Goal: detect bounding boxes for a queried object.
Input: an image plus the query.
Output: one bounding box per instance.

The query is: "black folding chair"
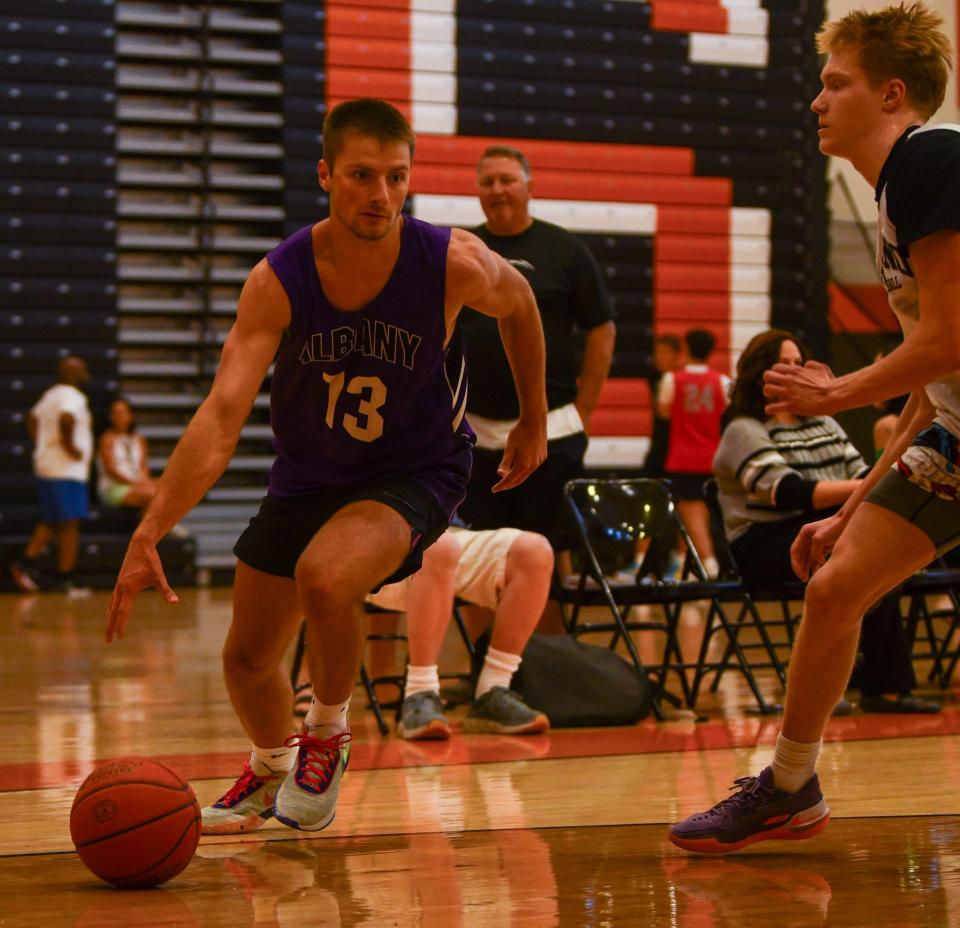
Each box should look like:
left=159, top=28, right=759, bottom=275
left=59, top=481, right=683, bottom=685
left=904, top=561, right=960, bottom=688
left=698, top=479, right=799, bottom=705
left=559, top=478, right=775, bottom=718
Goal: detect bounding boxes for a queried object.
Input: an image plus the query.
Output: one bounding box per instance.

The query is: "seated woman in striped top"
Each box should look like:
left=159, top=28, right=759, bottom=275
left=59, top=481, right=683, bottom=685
left=713, top=329, right=937, bottom=715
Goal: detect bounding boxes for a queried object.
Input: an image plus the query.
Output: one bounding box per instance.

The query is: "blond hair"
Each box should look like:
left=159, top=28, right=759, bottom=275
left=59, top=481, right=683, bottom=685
left=817, top=2, right=952, bottom=119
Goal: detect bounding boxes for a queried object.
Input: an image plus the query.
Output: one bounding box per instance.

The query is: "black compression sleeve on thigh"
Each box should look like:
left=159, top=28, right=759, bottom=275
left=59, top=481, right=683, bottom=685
left=773, top=474, right=817, bottom=512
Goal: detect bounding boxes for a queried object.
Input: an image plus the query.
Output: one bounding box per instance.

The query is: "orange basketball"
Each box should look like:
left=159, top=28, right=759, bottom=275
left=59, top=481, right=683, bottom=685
left=70, top=756, right=201, bottom=889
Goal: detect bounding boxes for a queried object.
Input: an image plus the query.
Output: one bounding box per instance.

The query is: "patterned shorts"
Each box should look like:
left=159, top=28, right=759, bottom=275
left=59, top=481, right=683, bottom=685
left=897, top=423, right=960, bottom=503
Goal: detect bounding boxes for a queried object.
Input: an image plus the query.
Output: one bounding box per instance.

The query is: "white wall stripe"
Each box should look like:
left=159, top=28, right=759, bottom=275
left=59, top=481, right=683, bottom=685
left=412, top=194, right=658, bottom=234
left=411, top=102, right=456, bottom=134
left=411, top=0, right=454, bottom=12
left=585, top=437, right=650, bottom=469
left=411, top=72, right=456, bottom=104
left=731, top=320, right=769, bottom=351
left=410, top=41, right=456, bottom=74
left=731, top=294, right=772, bottom=321
left=730, top=207, right=770, bottom=236
left=726, top=7, right=768, bottom=37
left=730, top=266, right=770, bottom=293
left=730, top=236, right=770, bottom=265
left=689, top=33, right=768, bottom=67
left=410, top=11, right=455, bottom=44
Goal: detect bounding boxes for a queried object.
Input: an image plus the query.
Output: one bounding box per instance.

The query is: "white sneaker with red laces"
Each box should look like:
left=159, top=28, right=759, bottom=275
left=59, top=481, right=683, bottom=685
left=201, top=761, right=284, bottom=835
left=273, top=729, right=351, bottom=832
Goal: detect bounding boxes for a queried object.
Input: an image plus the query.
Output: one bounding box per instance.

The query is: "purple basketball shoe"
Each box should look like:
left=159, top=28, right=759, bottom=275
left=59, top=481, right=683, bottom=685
left=670, top=766, right=830, bottom=854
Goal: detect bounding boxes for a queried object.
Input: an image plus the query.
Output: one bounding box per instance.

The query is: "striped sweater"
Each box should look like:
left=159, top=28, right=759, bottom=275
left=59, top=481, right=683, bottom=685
left=713, top=415, right=867, bottom=542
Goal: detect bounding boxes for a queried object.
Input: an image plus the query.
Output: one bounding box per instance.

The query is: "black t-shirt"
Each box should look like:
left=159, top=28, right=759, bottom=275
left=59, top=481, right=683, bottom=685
left=459, top=219, right=615, bottom=419
left=876, top=124, right=960, bottom=249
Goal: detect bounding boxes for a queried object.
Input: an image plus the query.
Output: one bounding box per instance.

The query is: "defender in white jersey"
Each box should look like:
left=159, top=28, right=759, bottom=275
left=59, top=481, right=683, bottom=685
left=672, top=3, right=960, bottom=854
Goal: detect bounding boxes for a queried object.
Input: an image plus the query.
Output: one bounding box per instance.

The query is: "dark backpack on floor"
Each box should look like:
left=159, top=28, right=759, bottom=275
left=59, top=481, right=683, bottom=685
left=473, top=631, right=653, bottom=728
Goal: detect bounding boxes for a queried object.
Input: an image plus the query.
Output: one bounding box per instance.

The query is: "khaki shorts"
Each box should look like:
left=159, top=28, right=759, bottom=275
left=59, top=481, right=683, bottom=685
left=366, top=526, right=522, bottom=612
left=865, top=466, right=960, bottom=556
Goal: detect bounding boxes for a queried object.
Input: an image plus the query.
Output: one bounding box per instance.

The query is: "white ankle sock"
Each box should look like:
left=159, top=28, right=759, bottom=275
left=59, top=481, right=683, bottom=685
left=405, top=664, right=441, bottom=697
left=250, top=743, right=295, bottom=776
left=305, top=697, right=350, bottom=735
left=771, top=733, right=822, bottom=793
left=475, top=647, right=522, bottom=699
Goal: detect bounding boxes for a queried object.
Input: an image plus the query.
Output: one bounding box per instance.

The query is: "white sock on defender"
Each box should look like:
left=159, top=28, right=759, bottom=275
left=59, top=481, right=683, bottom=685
left=771, top=733, right=822, bottom=793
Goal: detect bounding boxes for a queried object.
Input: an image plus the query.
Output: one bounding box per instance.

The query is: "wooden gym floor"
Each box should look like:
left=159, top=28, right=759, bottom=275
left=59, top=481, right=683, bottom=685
left=3, top=586, right=960, bottom=927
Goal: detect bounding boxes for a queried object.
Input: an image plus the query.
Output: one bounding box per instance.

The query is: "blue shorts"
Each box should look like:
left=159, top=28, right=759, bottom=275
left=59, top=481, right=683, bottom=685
left=37, top=478, right=89, bottom=524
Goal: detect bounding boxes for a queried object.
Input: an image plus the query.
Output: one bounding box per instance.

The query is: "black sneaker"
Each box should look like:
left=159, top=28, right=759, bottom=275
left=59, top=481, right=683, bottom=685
left=860, top=694, right=941, bottom=714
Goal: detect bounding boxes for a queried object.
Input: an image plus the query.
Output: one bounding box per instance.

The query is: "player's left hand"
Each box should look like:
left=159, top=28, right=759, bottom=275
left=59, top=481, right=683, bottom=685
left=790, top=510, right=847, bottom=581
left=763, top=360, right=837, bottom=416
left=492, top=418, right=547, bottom=492
left=105, top=533, right=179, bottom=643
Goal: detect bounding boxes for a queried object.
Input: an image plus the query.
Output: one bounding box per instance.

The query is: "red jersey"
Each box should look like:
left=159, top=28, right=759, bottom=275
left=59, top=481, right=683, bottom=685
left=665, top=366, right=725, bottom=474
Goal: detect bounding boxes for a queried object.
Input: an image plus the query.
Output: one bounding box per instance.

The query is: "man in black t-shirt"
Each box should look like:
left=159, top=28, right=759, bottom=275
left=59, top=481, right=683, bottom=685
left=458, top=145, right=617, bottom=553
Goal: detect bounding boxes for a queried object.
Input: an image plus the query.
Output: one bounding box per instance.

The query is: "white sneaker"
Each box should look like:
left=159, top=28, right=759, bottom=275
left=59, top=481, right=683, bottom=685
left=201, top=761, right=284, bottom=835
left=273, top=729, right=351, bottom=832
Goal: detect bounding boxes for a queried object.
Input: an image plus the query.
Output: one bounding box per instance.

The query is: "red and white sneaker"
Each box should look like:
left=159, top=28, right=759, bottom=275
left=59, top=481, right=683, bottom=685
left=201, top=761, right=284, bottom=835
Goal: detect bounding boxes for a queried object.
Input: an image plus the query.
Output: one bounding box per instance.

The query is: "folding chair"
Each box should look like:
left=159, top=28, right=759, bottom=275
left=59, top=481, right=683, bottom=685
left=289, top=600, right=478, bottom=736
left=560, top=478, right=775, bottom=718
left=697, top=479, right=799, bottom=704
left=904, top=560, right=960, bottom=689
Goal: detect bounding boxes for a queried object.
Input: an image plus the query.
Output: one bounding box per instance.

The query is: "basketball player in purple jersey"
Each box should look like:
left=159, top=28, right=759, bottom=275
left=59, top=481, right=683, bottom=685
left=105, top=99, right=548, bottom=834
left=671, top=3, right=960, bottom=853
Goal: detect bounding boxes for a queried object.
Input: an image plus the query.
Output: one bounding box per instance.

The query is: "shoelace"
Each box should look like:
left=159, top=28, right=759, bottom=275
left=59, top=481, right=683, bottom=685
left=285, top=731, right=352, bottom=791
left=217, top=761, right=269, bottom=806
left=714, top=775, right=774, bottom=811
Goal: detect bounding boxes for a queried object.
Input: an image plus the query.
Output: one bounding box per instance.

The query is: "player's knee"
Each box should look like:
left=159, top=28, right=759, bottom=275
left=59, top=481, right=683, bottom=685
left=222, top=636, right=275, bottom=680
left=804, top=567, right=865, bottom=631
left=506, top=532, right=555, bottom=582
left=295, top=560, right=363, bottom=614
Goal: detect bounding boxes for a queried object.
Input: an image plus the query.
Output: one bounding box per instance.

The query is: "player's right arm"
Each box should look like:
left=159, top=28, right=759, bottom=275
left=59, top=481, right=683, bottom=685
left=106, top=260, right=290, bottom=641
left=765, top=231, right=960, bottom=416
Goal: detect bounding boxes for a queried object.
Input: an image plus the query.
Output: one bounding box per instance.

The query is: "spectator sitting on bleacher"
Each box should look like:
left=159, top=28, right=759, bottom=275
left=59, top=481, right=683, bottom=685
left=713, top=328, right=939, bottom=714
left=9, top=356, right=92, bottom=594
left=97, top=398, right=157, bottom=513
left=298, top=523, right=553, bottom=739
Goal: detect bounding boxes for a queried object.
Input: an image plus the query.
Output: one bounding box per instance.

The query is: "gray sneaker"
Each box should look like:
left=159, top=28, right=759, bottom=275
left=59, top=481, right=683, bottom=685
left=397, top=690, right=451, bottom=740
left=273, top=729, right=351, bottom=832
left=462, top=687, right=550, bottom=735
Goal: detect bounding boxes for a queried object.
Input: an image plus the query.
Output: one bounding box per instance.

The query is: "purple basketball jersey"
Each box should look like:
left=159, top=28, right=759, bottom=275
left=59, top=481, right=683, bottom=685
left=265, top=218, right=474, bottom=518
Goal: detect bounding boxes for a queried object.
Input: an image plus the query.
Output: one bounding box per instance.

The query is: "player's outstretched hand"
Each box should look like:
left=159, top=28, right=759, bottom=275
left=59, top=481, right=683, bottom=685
left=105, top=533, right=179, bottom=643
left=763, top=360, right=837, bottom=417
left=790, top=511, right=847, bottom=582
left=493, top=419, right=548, bottom=492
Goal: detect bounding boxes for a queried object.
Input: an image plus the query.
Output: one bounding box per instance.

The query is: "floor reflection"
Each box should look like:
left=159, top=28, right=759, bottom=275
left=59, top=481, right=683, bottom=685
left=5, top=817, right=960, bottom=927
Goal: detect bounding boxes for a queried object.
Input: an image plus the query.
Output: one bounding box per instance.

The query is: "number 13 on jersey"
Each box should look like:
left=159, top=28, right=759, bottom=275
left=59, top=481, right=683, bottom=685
left=322, top=371, right=386, bottom=442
